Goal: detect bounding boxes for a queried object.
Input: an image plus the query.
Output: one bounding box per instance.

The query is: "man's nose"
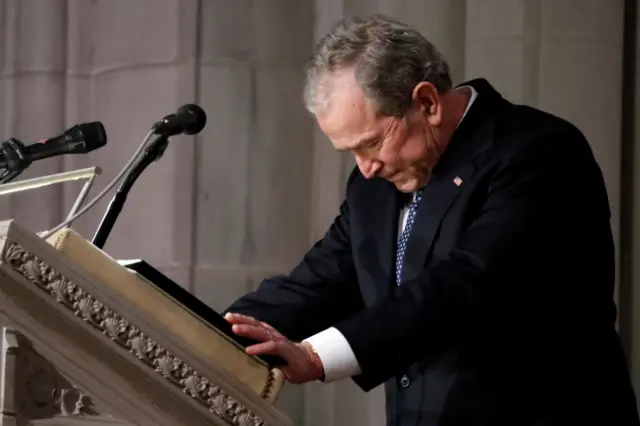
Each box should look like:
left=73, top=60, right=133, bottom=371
left=356, top=155, right=381, bottom=179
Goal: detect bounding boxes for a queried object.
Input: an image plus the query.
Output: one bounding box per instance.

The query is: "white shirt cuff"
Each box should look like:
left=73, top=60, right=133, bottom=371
left=303, top=327, right=362, bottom=382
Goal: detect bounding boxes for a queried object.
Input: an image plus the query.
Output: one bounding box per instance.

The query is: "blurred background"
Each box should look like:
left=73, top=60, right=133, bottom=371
left=0, top=0, right=638, bottom=424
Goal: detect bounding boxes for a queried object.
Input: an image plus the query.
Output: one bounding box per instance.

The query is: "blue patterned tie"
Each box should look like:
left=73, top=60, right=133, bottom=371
left=395, top=189, right=424, bottom=285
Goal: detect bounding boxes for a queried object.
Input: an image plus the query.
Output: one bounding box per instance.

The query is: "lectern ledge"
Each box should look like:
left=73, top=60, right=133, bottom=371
left=0, top=219, right=292, bottom=426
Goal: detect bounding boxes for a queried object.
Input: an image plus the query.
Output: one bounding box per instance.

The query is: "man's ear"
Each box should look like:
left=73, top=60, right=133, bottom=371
left=411, top=81, right=442, bottom=126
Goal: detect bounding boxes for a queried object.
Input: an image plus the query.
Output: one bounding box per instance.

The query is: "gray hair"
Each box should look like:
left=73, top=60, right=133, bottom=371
left=303, top=14, right=452, bottom=117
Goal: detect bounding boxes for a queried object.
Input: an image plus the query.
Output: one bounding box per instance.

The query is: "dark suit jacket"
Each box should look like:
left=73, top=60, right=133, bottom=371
left=226, top=79, right=639, bottom=425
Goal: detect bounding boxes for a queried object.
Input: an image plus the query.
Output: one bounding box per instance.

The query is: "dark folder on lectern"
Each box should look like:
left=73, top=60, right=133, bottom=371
left=118, top=259, right=285, bottom=368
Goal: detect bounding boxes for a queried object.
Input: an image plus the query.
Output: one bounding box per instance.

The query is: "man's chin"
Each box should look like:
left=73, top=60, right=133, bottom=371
left=394, top=180, right=419, bottom=193
left=393, top=175, right=428, bottom=192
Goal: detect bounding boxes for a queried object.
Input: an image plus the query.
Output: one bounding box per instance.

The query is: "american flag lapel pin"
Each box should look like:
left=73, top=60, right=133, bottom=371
left=453, top=176, right=463, bottom=186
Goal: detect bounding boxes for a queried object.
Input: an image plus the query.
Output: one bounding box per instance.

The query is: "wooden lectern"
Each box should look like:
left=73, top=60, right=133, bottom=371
left=0, top=219, right=292, bottom=426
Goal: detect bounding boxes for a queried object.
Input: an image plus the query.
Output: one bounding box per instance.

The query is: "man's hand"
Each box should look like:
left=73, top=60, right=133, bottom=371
left=224, top=313, right=325, bottom=384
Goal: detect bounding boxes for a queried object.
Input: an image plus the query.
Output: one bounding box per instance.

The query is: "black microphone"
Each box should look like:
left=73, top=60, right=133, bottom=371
left=0, top=121, right=107, bottom=169
left=151, top=104, right=207, bottom=137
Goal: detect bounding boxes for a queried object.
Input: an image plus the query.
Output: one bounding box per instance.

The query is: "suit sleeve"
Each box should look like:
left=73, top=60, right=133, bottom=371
left=224, top=168, right=364, bottom=342
left=335, top=130, right=611, bottom=391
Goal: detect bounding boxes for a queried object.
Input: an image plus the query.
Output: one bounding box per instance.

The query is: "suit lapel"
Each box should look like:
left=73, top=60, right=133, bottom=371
left=399, top=156, right=478, bottom=283
left=399, top=80, right=502, bottom=284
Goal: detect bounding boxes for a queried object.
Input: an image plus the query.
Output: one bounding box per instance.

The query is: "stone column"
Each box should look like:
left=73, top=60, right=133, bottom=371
left=193, top=1, right=315, bottom=423
left=0, top=0, right=68, bottom=230
left=193, top=0, right=314, bottom=314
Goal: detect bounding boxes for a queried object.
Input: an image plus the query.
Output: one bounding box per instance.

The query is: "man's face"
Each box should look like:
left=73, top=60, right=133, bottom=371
left=316, top=72, right=444, bottom=192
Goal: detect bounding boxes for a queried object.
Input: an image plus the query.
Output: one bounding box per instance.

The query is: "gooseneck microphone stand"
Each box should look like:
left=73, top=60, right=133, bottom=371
left=0, top=138, right=32, bottom=184
left=89, top=103, right=206, bottom=249
left=91, top=134, right=169, bottom=249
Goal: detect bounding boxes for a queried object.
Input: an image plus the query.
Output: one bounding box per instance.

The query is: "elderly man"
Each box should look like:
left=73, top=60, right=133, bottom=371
left=224, top=14, right=639, bottom=426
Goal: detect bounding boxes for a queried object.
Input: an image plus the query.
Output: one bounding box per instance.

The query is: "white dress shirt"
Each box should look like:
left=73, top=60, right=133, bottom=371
left=303, top=86, right=478, bottom=383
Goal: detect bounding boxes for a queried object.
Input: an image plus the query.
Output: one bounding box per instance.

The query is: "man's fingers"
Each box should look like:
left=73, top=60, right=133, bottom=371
left=226, top=314, right=280, bottom=335
left=225, top=314, right=285, bottom=339
left=225, top=313, right=263, bottom=326
left=260, top=321, right=278, bottom=332
left=231, top=324, right=274, bottom=342
left=245, top=340, right=278, bottom=356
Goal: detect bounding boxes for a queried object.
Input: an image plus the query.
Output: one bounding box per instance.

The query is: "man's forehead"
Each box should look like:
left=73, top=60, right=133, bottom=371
left=316, top=74, right=378, bottom=149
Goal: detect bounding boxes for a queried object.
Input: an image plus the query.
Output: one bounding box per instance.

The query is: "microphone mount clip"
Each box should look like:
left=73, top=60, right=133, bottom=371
left=0, top=138, right=32, bottom=184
